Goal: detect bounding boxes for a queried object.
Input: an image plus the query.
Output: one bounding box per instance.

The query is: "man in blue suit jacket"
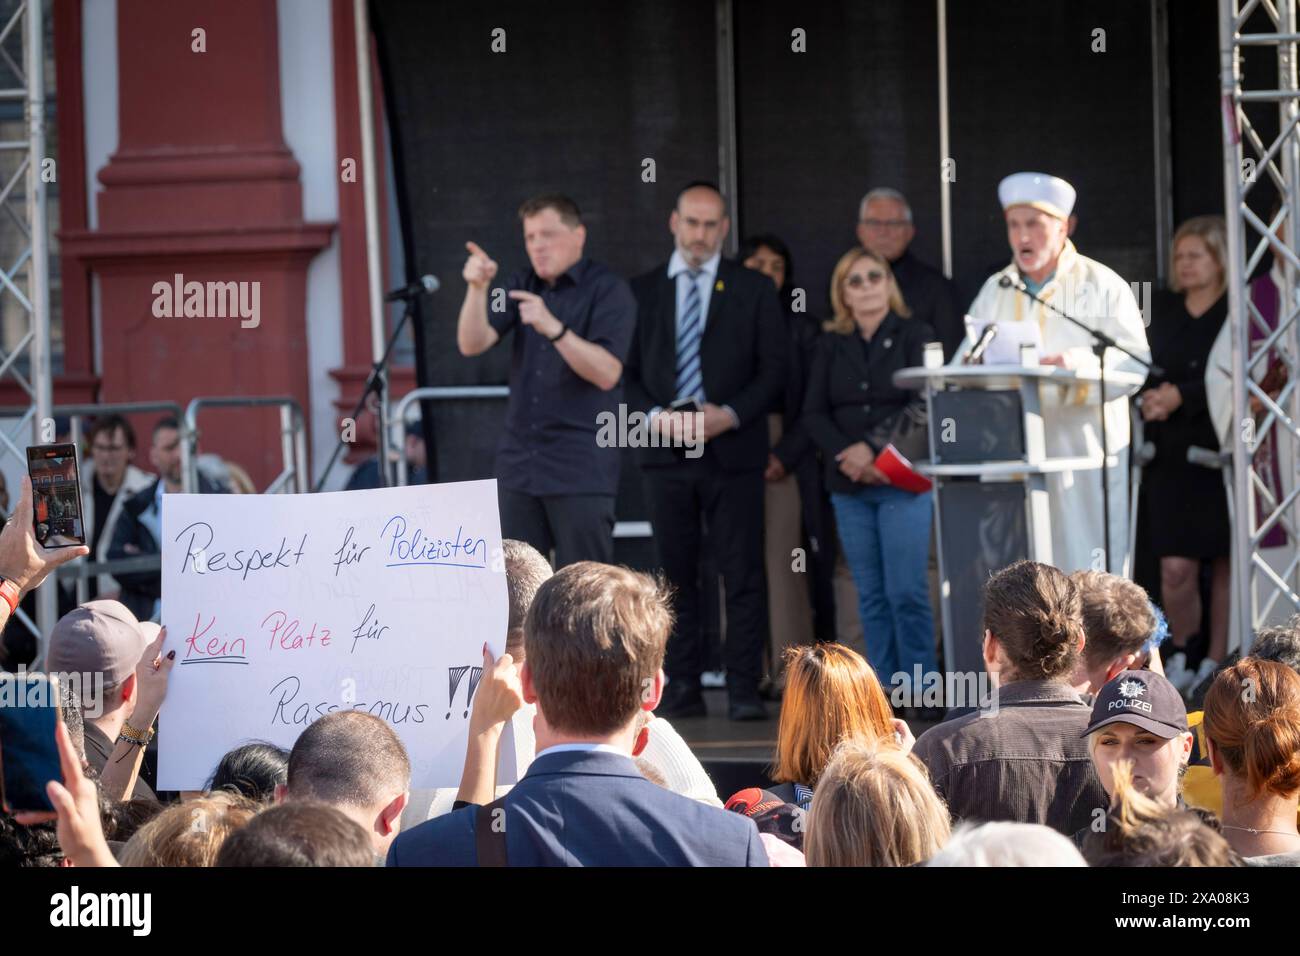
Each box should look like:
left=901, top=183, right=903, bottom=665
left=387, top=562, right=768, bottom=867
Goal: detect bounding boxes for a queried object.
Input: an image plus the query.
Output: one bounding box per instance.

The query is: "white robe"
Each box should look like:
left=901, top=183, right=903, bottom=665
left=953, top=240, right=1151, bottom=575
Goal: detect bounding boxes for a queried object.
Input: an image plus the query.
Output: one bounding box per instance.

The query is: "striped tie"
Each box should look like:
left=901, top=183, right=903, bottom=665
left=675, top=269, right=704, bottom=401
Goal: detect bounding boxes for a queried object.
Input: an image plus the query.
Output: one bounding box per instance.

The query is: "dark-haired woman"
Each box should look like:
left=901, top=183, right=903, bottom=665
left=205, top=741, right=290, bottom=803
left=911, top=560, right=1108, bottom=835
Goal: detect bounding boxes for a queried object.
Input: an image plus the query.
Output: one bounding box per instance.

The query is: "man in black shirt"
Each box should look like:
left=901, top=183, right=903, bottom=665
left=457, top=194, right=637, bottom=567
left=856, top=188, right=964, bottom=360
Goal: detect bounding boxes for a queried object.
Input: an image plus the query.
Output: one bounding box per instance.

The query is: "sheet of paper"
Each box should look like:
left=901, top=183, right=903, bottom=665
left=157, top=479, right=510, bottom=791
left=963, top=315, right=1044, bottom=365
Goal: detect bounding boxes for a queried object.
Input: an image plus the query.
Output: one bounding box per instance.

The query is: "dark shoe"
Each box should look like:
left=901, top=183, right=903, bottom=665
left=657, top=680, right=707, bottom=719
left=728, top=697, right=767, bottom=721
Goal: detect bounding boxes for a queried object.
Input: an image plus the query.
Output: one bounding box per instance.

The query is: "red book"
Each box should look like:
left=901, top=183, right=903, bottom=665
left=875, top=444, right=932, bottom=493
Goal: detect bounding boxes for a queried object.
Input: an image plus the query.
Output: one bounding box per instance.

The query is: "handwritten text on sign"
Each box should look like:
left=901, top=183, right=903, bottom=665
left=157, top=480, right=509, bottom=791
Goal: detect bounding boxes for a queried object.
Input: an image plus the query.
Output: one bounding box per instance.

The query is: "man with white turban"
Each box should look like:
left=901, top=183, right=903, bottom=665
left=952, top=172, right=1152, bottom=575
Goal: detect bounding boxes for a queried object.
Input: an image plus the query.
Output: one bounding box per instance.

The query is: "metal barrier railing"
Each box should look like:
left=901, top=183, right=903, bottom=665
left=388, top=386, right=652, bottom=540
left=183, top=396, right=309, bottom=496
left=390, top=386, right=507, bottom=487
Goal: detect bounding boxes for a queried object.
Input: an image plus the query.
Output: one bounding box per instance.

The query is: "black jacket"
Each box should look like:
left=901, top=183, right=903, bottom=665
left=890, top=250, right=964, bottom=362
left=802, top=312, right=933, bottom=495
left=626, top=258, right=788, bottom=471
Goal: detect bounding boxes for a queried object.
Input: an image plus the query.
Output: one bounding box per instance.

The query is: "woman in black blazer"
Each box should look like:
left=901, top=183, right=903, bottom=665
left=802, top=248, right=937, bottom=698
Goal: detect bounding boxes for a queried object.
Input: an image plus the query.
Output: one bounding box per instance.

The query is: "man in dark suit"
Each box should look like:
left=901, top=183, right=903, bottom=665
left=386, top=562, right=768, bottom=866
left=624, top=182, right=787, bottom=721
left=857, top=187, right=964, bottom=360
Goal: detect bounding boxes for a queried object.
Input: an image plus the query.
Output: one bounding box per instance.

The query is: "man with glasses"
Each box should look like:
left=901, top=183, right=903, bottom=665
left=68, top=415, right=153, bottom=606
left=856, top=187, right=963, bottom=360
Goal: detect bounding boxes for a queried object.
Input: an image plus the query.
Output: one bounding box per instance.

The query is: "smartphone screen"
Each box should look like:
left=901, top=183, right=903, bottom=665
left=0, top=673, right=61, bottom=814
left=26, top=443, right=86, bottom=548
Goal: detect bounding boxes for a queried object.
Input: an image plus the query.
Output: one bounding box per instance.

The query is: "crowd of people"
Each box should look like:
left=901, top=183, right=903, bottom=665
left=1, top=463, right=1297, bottom=866
left=0, top=174, right=1292, bottom=869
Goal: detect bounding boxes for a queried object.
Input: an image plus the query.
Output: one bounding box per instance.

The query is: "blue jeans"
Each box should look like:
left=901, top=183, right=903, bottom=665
left=831, top=486, right=937, bottom=687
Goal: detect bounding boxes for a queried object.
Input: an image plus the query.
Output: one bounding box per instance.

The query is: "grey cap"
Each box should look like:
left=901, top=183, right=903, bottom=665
left=45, top=600, right=153, bottom=688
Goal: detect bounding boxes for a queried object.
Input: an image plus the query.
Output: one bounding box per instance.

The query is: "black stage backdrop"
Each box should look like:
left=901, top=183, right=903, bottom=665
left=733, top=0, right=942, bottom=316
left=372, top=0, right=1234, bottom=586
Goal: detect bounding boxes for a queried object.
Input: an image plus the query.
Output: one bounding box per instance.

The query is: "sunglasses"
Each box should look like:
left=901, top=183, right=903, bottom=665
left=845, top=271, right=886, bottom=288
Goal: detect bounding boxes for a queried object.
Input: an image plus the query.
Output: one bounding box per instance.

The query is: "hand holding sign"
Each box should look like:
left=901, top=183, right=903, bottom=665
left=467, top=643, right=524, bottom=737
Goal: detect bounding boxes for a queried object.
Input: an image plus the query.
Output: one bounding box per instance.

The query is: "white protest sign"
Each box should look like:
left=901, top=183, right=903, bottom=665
left=157, top=479, right=510, bottom=791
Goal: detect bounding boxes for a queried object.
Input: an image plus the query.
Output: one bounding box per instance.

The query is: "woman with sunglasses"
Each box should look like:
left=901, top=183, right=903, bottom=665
left=802, top=248, right=937, bottom=701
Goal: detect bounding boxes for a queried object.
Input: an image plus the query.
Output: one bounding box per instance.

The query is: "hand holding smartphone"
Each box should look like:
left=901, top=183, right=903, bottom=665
left=26, top=443, right=86, bottom=548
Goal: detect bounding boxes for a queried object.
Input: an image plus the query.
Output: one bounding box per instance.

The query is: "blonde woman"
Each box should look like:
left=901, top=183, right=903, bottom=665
left=117, top=792, right=258, bottom=866
left=802, top=248, right=936, bottom=689
left=805, top=737, right=950, bottom=866
left=1075, top=669, right=1195, bottom=846
left=1140, top=215, right=1230, bottom=696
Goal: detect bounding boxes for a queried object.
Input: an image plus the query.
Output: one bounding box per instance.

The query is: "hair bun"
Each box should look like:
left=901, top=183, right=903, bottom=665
left=1244, top=707, right=1300, bottom=797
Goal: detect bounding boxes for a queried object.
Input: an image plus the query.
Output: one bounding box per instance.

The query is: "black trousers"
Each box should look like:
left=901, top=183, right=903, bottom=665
left=643, top=454, right=768, bottom=694
left=795, top=459, right=839, bottom=643
left=498, top=489, right=616, bottom=568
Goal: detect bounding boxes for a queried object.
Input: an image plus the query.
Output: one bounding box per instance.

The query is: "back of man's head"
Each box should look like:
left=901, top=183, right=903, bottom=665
left=1070, top=570, right=1154, bottom=674
left=215, top=802, right=375, bottom=867
left=503, top=538, right=552, bottom=662
left=45, top=600, right=152, bottom=720
left=286, top=710, right=410, bottom=810
left=525, top=562, right=672, bottom=736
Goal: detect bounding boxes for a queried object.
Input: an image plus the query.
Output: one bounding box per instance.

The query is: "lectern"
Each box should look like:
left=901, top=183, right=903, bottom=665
left=893, top=361, right=1146, bottom=677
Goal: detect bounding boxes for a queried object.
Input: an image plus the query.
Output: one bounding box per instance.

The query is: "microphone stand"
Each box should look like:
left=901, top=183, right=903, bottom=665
left=314, top=296, right=419, bottom=492
left=999, top=275, right=1161, bottom=573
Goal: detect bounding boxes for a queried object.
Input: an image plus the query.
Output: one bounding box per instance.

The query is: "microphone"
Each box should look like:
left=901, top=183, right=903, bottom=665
left=997, top=274, right=1021, bottom=292
left=964, top=322, right=999, bottom=365
left=384, top=275, right=441, bottom=301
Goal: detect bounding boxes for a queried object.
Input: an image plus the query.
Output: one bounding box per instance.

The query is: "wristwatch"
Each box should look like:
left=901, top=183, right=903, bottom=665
left=547, top=324, right=569, bottom=343
left=117, top=719, right=156, bottom=748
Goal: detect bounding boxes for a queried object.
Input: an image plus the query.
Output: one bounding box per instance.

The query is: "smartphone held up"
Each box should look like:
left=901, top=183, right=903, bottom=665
left=26, top=443, right=86, bottom=549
